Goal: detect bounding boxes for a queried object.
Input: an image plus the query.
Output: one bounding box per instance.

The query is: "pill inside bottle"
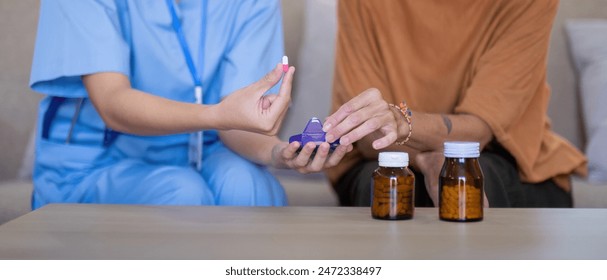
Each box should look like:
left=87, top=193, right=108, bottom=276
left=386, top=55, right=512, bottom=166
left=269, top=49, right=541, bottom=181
left=439, top=142, right=484, bottom=222
left=371, top=152, right=415, bottom=220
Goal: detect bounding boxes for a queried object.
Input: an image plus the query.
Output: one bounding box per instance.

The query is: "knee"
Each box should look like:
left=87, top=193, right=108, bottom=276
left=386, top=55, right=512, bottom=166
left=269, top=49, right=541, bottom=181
left=479, top=152, right=519, bottom=207
left=221, top=161, right=262, bottom=187
left=211, top=162, right=285, bottom=206
left=149, top=167, right=215, bottom=205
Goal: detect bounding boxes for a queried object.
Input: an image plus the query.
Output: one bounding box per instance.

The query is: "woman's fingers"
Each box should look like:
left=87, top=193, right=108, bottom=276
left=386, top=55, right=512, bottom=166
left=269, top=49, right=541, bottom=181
left=260, top=65, right=294, bottom=110
left=323, top=144, right=352, bottom=167
left=305, top=143, right=331, bottom=171
left=327, top=104, right=395, bottom=148
left=286, top=143, right=353, bottom=172
left=277, top=66, right=294, bottom=103
left=281, top=141, right=301, bottom=160
left=323, top=88, right=394, bottom=147
left=267, top=66, right=295, bottom=129
left=371, top=122, right=398, bottom=149
left=274, top=140, right=354, bottom=174
left=328, top=106, right=383, bottom=145
left=294, top=142, right=317, bottom=166
left=323, top=88, right=382, bottom=133
left=252, top=64, right=295, bottom=135
left=252, top=64, right=283, bottom=94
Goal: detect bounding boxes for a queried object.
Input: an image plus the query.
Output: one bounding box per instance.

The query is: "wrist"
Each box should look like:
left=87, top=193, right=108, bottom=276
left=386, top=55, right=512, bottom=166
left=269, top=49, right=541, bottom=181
left=269, top=141, right=289, bottom=168
left=388, top=101, right=412, bottom=145
left=204, top=103, right=226, bottom=130
left=388, top=106, right=408, bottom=140
left=269, top=143, right=282, bottom=168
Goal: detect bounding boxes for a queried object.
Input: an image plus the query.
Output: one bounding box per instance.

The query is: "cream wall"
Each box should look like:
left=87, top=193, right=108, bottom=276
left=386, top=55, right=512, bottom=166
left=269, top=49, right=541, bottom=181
left=279, top=0, right=337, bottom=140
left=0, top=0, right=40, bottom=181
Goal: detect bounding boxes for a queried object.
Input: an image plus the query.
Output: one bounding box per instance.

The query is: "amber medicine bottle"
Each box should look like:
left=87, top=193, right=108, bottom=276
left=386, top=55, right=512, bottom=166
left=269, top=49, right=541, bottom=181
left=439, top=142, right=484, bottom=222
left=372, top=152, right=415, bottom=220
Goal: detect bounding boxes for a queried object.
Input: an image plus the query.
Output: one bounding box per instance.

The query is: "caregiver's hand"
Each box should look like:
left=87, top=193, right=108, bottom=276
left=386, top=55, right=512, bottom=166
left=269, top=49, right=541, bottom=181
left=322, top=88, right=399, bottom=149
left=217, top=63, right=294, bottom=135
left=269, top=141, right=353, bottom=174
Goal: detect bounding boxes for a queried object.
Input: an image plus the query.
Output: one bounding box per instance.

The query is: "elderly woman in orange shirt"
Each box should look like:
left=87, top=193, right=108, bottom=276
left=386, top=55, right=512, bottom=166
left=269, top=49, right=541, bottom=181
left=323, top=0, right=587, bottom=207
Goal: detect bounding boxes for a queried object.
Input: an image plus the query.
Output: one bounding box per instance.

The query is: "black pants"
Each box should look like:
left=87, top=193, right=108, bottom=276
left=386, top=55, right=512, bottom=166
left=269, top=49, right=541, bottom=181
left=334, top=151, right=572, bottom=208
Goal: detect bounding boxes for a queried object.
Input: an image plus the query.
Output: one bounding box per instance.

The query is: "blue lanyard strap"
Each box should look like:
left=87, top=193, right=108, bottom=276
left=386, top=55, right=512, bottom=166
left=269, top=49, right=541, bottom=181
left=165, top=0, right=206, bottom=87
left=166, top=0, right=207, bottom=170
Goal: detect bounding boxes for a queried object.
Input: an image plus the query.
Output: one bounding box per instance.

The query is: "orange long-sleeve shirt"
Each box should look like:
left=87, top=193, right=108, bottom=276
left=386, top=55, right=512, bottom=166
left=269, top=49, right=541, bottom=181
left=327, top=0, right=587, bottom=191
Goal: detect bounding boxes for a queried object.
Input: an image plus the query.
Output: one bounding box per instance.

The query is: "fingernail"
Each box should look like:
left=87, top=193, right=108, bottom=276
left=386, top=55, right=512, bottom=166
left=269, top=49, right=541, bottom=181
left=319, top=144, right=329, bottom=153
left=340, top=136, right=348, bottom=146
left=325, top=134, right=334, bottom=143
left=372, top=142, right=379, bottom=150
left=322, top=123, right=331, bottom=132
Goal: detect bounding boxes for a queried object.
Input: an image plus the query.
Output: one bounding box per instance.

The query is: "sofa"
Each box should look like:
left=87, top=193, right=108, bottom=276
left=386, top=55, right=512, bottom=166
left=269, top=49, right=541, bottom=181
left=2, top=0, right=607, bottom=225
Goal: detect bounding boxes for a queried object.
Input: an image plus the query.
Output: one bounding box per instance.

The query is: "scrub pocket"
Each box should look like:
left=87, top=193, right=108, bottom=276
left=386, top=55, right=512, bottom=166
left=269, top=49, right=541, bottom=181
left=33, top=138, right=111, bottom=208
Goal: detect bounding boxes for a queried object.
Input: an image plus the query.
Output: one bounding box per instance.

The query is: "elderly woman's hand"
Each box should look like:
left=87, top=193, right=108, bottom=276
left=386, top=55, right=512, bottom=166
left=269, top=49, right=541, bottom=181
left=322, top=88, right=399, bottom=150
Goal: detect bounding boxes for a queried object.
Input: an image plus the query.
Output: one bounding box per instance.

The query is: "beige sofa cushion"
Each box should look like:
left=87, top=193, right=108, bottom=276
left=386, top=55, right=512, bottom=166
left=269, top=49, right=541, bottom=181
left=0, top=180, right=32, bottom=224
left=566, top=19, right=607, bottom=183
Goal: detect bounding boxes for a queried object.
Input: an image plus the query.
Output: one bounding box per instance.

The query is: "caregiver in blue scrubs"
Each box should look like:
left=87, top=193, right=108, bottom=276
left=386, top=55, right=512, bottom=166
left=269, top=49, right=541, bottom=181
left=29, top=0, right=352, bottom=209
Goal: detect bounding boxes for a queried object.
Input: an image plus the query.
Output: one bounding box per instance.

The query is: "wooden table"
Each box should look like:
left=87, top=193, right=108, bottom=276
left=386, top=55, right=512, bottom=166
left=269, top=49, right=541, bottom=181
left=0, top=204, right=606, bottom=259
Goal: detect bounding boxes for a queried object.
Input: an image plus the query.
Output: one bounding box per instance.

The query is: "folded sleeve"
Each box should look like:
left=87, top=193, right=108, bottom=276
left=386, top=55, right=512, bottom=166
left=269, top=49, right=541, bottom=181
left=454, top=0, right=559, bottom=173
left=30, top=0, right=130, bottom=97
left=216, top=0, right=285, bottom=100
left=455, top=0, right=557, bottom=139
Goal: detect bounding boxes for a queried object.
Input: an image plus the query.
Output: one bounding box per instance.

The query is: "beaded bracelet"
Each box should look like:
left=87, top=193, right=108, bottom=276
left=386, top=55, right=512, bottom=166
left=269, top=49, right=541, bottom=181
left=388, top=101, right=412, bottom=145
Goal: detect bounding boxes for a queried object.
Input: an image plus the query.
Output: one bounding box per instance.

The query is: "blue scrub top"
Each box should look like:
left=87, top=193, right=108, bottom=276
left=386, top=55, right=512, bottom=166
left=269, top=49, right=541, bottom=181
left=29, top=0, right=285, bottom=165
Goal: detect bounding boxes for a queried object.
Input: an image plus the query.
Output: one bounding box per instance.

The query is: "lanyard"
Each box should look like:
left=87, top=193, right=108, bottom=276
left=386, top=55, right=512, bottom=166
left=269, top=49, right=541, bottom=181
left=166, top=0, right=207, bottom=103
left=166, top=0, right=207, bottom=170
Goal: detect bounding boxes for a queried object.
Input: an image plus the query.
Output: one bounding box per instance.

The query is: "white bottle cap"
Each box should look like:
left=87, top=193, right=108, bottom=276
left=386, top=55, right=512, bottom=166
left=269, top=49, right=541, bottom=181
left=378, top=152, right=409, bottom=167
left=444, top=141, right=480, bottom=158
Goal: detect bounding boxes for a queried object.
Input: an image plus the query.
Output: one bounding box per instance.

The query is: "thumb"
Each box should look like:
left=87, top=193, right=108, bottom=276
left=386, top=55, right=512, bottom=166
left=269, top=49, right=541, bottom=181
left=261, top=94, right=279, bottom=110
left=252, top=63, right=283, bottom=93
